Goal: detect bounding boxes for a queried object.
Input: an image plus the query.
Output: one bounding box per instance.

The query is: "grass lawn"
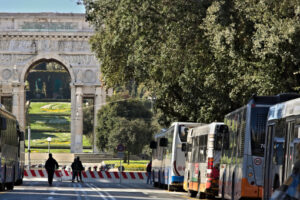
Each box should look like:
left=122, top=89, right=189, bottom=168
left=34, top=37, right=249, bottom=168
left=28, top=102, right=71, bottom=115
left=27, top=102, right=92, bottom=153
left=25, top=149, right=93, bottom=153
left=104, top=160, right=148, bottom=171
left=29, top=114, right=70, bottom=132
left=25, top=132, right=92, bottom=147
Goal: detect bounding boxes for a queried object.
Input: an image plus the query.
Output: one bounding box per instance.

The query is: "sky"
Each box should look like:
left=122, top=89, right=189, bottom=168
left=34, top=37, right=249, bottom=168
left=0, top=0, right=85, bottom=13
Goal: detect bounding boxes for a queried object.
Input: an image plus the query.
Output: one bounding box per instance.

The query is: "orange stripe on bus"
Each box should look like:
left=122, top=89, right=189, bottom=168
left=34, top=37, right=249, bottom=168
left=241, top=178, right=262, bottom=198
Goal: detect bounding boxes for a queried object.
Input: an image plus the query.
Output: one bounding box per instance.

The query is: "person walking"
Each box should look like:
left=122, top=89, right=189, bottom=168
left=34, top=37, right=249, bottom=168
left=72, top=156, right=84, bottom=182
left=71, top=158, right=78, bottom=182
left=271, top=144, right=300, bottom=199
left=146, top=161, right=152, bottom=184
left=45, top=153, right=59, bottom=186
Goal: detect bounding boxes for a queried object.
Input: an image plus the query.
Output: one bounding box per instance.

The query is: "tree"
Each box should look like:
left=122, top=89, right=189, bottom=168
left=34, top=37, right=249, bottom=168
left=85, top=0, right=300, bottom=125
left=96, top=98, right=155, bottom=161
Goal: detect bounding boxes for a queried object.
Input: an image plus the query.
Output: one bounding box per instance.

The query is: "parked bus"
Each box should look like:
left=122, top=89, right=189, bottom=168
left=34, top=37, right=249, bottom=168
left=263, top=98, right=300, bottom=199
left=219, top=94, right=300, bottom=200
left=183, top=122, right=229, bottom=198
left=150, top=122, right=202, bottom=191
left=0, top=104, right=25, bottom=190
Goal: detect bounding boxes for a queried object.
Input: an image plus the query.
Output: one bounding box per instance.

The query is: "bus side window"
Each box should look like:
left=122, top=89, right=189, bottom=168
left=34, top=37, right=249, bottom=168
left=222, top=127, right=230, bottom=150
left=0, top=116, right=7, bottom=130
left=273, top=143, right=284, bottom=165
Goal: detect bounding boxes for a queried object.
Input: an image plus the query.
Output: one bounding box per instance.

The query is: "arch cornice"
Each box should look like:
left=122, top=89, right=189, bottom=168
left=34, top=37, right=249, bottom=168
left=20, top=53, right=75, bottom=83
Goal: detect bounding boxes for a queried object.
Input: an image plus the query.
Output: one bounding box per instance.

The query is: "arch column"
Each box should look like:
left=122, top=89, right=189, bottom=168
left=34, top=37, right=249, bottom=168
left=12, top=83, right=26, bottom=131
left=93, top=86, right=106, bottom=153
left=71, top=85, right=83, bottom=153
left=12, top=83, right=20, bottom=121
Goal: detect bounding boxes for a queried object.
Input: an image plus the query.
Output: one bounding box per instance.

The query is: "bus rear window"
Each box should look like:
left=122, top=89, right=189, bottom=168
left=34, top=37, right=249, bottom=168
left=250, top=107, right=269, bottom=157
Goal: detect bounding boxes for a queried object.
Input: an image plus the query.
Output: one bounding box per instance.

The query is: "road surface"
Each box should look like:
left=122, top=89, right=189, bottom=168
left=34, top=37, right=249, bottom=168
left=0, top=180, right=194, bottom=200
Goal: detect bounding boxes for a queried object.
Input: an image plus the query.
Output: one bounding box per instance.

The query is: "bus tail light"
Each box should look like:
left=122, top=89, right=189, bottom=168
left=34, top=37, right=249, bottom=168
left=207, top=158, right=213, bottom=169
left=206, top=158, right=214, bottom=189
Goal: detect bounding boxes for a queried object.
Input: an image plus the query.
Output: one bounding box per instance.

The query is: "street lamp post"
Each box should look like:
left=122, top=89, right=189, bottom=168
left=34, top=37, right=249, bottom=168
left=47, top=137, right=52, bottom=153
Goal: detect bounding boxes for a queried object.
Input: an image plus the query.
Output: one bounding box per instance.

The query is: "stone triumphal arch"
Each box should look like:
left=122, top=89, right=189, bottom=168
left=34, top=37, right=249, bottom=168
left=0, top=13, right=108, bottom=153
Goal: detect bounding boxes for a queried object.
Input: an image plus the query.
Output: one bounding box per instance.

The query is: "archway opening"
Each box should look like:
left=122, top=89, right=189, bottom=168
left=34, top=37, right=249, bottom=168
left=24, top=60, right=75, bottom=153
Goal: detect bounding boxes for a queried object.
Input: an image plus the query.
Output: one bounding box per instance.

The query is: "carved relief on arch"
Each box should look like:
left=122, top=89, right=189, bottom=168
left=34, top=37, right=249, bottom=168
left=84, top=69, right=96, bottom=83
left=2, top=68, right=12, bottom=80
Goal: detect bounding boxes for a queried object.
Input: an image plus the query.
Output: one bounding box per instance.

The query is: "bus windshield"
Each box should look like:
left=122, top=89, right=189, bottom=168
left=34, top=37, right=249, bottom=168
left=251, top=107, right=269, bottom=157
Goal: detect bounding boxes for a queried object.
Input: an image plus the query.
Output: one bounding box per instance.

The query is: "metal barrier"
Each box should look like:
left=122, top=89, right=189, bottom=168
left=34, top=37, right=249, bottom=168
left=24, top=169, right=148, bottom=183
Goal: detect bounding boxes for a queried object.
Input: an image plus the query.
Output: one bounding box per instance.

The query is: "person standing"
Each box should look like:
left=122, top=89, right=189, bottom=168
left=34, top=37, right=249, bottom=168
left=146, top=161, right=152, bottom=184
left=72, top=156, right=84, bottom=182
left=71, top=158, right=78, bottom=182
left=45, top=153, right=59, bottom=186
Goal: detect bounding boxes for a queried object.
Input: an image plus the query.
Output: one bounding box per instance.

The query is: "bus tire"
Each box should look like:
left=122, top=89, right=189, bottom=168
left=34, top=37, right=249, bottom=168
left=199, top=192, right=206, bottom=199
left=188, top=189, right=197, bottom=197
left=15, top=179, right=23, bottom=185
left=6, top=182, right=14, bottom=190
left=231, top=174, right=235, bottom=200
left=168, top=184, right=174, bottom=191
left=273, top=175, right=280, bottom=190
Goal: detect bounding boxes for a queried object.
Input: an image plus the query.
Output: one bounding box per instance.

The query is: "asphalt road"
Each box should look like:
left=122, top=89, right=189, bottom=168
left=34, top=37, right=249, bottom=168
left=0, top=180, right=194, bottom=200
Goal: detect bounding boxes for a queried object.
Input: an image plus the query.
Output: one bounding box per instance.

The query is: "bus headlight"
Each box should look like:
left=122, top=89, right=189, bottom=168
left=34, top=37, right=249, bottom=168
left=248, top=172, right=253, bottom=177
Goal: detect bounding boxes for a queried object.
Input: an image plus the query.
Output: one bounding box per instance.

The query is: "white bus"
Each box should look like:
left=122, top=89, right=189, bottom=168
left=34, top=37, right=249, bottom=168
left=0, top=104, right=25, bottom=190
left=150, top=122, right=202, bottom=191
left=219, top=94, right=300, bottom=200
left=263, top=98, right=300, bottom=199
left=183, top=122, right=228, bottom=198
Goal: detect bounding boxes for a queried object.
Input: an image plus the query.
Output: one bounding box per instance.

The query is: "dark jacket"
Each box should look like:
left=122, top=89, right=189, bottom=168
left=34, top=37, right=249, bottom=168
left=146, top=163, right=152, bottom=172
left=45, top=157, right=59, bottom=171
left=72, top=159, right=84, bottom=171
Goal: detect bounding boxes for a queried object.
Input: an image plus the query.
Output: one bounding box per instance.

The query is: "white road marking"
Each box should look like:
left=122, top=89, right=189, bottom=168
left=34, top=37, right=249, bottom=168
left=90, top=183, right=116, bottom=200
left=86, top=183, right=109, bottom=200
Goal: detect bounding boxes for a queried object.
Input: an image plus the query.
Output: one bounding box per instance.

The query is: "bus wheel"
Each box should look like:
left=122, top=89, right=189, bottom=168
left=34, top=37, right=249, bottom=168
left=6, top=182, right=14, bottom=190
left=188, top=189, right=197, bottom=197
left=168, top=185, right=174, bottom=191
left=15, top=179, right=23, bottom=185
left=0, top=184, right=4, bottom=191
left=199, top=192, right=206, bottom=199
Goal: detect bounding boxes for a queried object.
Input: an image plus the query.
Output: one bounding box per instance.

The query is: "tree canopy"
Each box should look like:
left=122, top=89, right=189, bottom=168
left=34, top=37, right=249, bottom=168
left=95, top=98, right=154, bottom=156
left=84, top=0, right=300, bottom=125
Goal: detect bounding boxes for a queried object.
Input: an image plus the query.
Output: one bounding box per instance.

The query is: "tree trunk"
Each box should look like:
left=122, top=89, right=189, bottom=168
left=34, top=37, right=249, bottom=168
left=127, top=151, right=130, bottom=164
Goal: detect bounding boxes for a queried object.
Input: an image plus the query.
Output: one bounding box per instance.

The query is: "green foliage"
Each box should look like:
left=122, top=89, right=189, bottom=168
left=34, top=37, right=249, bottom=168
left=96, top=99, right=155, bottom=155
left=85, top=0, right=300, bottom=125
left=27, top=102, right=91, bottom=152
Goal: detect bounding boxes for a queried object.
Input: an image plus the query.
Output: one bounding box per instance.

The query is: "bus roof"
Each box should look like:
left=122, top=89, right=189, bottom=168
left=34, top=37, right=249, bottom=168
left=226, top=93, right=300, bottom=117
left=170, top=122, right=203, bottom=127
left=268, top=97, right=300, bottom=121
left=189, top=122, right=224, bottom=137
left=154, top=122, right=203, bottom=139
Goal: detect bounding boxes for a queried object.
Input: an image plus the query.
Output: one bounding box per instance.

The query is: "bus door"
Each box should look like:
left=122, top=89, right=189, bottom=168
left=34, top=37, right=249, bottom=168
left=283, top=121, right=295, bottom=181
left=263, top=124, right=274, bottom=199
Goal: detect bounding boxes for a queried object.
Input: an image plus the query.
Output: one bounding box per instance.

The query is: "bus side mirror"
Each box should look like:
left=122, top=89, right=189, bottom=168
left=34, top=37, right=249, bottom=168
left=0, top=117, right=6, bottom=131
left=159, top=138, right=168, bottom=147
left=150, top=141, right=157, bottom=149
left=181, top=143, right=187, bottom=152
left=19, top=131, right=25, bottom=141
